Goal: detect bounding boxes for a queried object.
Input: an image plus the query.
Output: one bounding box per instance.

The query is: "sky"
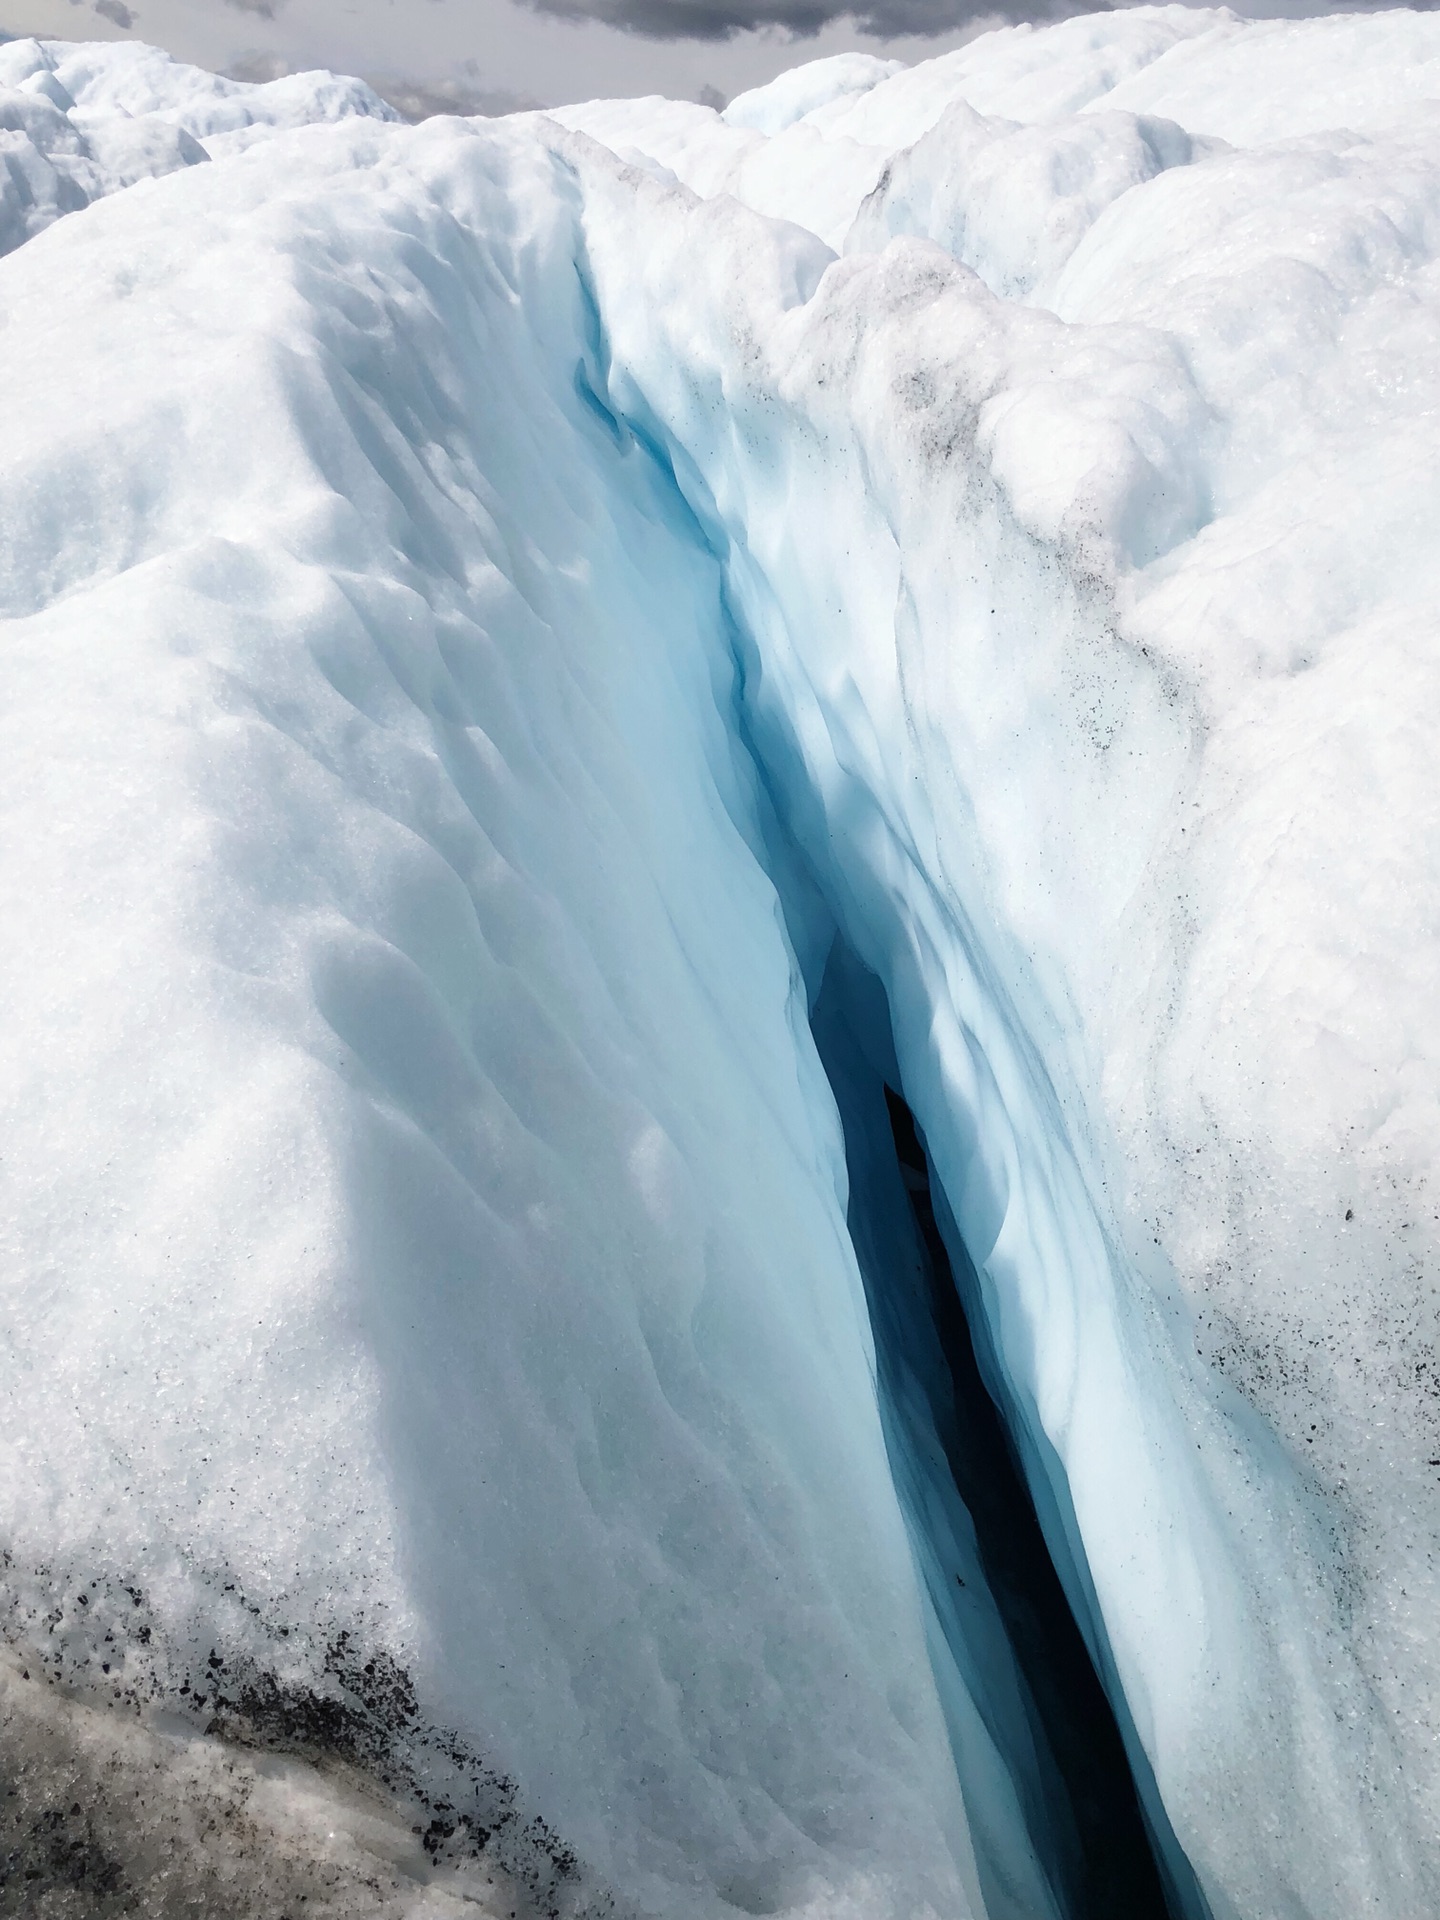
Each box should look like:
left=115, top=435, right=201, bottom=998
left=0, top=0, right=1420, bottom=116
left=0, top=0, right=1014, bottom=111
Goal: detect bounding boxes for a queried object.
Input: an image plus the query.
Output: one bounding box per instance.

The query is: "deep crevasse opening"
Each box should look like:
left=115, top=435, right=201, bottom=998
left=809, top=939, right=1177, bottom=1920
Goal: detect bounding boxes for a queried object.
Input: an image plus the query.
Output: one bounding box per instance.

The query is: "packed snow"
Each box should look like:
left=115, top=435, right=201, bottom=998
left=0, top=36, right=392, bottom=256
left=2, top=10, right=1438, bottom=1919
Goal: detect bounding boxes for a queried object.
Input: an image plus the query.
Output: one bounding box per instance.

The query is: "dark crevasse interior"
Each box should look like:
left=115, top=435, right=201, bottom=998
left=809, top=938, right=1175, bottom=1920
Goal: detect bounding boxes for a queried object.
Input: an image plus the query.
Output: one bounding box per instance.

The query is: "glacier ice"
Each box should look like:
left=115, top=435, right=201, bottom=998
left=2, top=11, right=1439, bottom=1920
left=0, top=102, right=983, bottom=1920
left=0, top=35, right=394, bottom=259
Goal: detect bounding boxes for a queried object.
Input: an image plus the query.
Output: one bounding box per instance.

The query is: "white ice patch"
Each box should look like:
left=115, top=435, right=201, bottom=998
left=0, top=35, right=394, bottom=258
left=845, top=102, right=1210, bottom=306
left=722, top=53, right=904, bottom=137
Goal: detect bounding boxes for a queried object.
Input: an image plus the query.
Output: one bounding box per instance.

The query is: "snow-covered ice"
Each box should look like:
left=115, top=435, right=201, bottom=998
left=2, top=11, right=1439, bottom=1919
left=0, top=36, right=393, bottom=257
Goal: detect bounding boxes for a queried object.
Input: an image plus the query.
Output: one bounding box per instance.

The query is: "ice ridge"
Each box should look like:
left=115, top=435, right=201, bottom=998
left=0, top=35, right=393, bottom=258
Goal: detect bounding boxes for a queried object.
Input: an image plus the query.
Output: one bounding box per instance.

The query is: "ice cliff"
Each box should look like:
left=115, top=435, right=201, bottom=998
left=2, top=12, right=1438, bottom=1919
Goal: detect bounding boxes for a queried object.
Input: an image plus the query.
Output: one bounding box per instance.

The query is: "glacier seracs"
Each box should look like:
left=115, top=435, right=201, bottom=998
left=1, top=11, right=1439, bottom=1920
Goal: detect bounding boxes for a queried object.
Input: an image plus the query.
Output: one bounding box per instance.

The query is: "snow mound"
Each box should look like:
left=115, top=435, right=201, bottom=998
left=562, top=6, right=1440, bottom=253
left=722, top=52, right=903, bottom=136
left=3, top=11, right=1440, bottom=1920
left=846, top=101, right=1209, bottom=304
left=0, top=36, right=394, bottom=259
left=4, top=36, right=396, bottom=139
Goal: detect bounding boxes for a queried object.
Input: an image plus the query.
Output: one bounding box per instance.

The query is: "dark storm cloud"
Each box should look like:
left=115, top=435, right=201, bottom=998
left=523, top=0, right=1436, bottom=43
left=524, top=0, right=1025, bottom=39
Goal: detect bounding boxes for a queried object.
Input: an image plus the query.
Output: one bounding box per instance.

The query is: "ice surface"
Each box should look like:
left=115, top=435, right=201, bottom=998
left=845, top=103, right=1208, bottom=304
left=0, top=38, right=393, bottom=258
left=0, top=36, right=396, bottom=138
left=0, top=1644, right=517, bottom=1917
left=722, top=54, right=904, bottom=136
left=3, top=10, right=1440, bottom=1920
left=0, top=104, right=989, bottom=1920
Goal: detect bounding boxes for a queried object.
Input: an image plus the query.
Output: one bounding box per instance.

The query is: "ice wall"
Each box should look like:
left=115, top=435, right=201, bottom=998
left=560, top=13, right=1440, bottom=1911
left=3, top=10, right=1440, bottom=1920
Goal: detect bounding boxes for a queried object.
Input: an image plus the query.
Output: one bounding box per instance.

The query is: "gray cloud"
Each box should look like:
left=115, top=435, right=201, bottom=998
left=93, top=0, right=137, bottom=26
left=223, top=50, right=291, bottom=81
left=523, top=0, right=1434, bottom=43
left=523, top=0, right=1025, bottom=39
left=367, top=70, right=545, bottom=117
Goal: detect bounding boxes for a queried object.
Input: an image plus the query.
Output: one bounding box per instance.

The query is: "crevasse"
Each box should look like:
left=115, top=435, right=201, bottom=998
left=565, top=133, right=1419, bottom=1920
left=565, top=226, right=1200, bottom=1918
left=571, top=304, right=1186, bottom=1916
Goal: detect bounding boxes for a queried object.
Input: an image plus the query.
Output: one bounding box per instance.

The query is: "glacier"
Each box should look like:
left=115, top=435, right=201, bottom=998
left=2, top=11, right=1439, bottom=1919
